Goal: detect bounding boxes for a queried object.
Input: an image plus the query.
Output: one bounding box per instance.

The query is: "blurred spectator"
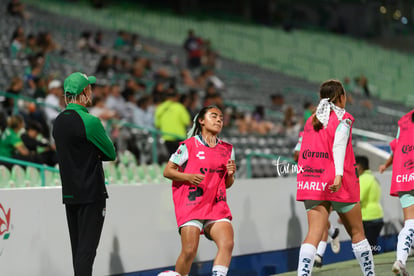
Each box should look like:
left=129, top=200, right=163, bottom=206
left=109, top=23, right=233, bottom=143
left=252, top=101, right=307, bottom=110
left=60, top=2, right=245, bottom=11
left=155, top=91, right=190, bottom=156
left=180, top=93, right=191, bottom=112
left=94, top=31, right=104, bottom=48
left=10, top=26, right=25, bottom=59
left=234, top=111, right=249, bottom=135
left=26, top=64, right=43, bottom=95
left=36, top=31, right=62, bottom=54
left=355, top=74, right=371, bottom=98
left=180, top=69, right=200, bottom=89
left=7, top=0, right=29, bottom=19
left=78, top=30, right=107, bottom=54
left=342, top=76, right=355, bottom=104
left=33, top=76, right=47, bottom=99
left=202, top=39, right=219, bottom=68
left=352, top=75, right=373, bottom=110
left=122, top=90, right=138, bottom=123
left=0, top=111, right=7, bottom=134
left=203, top=82, right=218, bottom=107
left=196, top=68, right=214, bottom=89
left=114, top=30, right=130, bottom=51
left=21, top=120, right=57, bottom=166
left=251, top=105, right=274, bottom=135
left=151, top=81, right=166, bottom=100
left=4, top=76, right=24, bottom=115
left=303, top=101, right=315, bottom=123
left=283, top=105, right=301, bottom=141
left=77, top=31, right=92, bottom=50
left=0, top=115, right=29, bottom=168
left=95, top=55, right=114, bottom=75
left=133, top=95, right=154, bottom=129
left=207, top=74, right=225, bottom=91
left=105, top=84, right=126, bottom=119
left=270, top=93, right=286, bottom=113
left=122, top=79, right=144, bottom=101
left=44, top=79, right=63, bottom=124
left=355, top=155, right=384, bottom=254
left=24, top=34, right=39, bottom=57
left=89, top=96, right=117, bottom=129
left=183, top=29, right=203, bottom=69
left=187, top=89, right=201, bottom=119
left=130, top=34, right=160, bottom=54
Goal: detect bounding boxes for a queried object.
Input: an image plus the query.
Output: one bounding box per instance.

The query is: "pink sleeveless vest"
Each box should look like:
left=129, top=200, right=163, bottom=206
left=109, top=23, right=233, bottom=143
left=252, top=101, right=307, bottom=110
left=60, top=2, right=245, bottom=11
left=296, top=112, right=359, bottom=203
left=390, top=111, right=414, bottom=196
left=172, top=137, right=233, bottom=226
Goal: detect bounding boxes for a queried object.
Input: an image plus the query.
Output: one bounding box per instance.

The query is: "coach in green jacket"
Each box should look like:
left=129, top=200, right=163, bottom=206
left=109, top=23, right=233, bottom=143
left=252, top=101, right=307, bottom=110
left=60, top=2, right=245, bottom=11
left=53, top=72, right=116, bottom=276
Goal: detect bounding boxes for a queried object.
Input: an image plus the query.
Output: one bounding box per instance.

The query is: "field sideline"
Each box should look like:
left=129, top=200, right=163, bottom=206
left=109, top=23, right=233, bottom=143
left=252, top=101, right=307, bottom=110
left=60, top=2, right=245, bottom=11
left=276, top=251, right=414, bottom=276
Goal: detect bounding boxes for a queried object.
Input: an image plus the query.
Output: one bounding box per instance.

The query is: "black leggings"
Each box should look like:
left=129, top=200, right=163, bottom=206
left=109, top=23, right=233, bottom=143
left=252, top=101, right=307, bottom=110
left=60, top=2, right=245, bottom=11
left=363, top=218, right=384, bottom=254
left=65, top=200, right=106, bottom=276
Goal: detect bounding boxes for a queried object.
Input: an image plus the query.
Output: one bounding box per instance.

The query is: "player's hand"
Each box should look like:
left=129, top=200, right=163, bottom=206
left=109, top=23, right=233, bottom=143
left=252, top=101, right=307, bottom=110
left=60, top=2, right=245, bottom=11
left=226, top=159, right=236, bottom=176
left=187, top=174, right=205, bottom=185
left=329, top=175, right=342, bottom=193
left=378, top=164, right=387, bottom=173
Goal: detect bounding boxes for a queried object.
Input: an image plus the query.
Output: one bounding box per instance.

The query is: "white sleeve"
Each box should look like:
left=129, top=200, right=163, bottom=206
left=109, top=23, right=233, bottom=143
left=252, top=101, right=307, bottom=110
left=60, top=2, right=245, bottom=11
left=169, top=144, right=189, bottom=166
left=231, top=147, right=235, bottom=160
left=332, top=119, right=351, bottom=176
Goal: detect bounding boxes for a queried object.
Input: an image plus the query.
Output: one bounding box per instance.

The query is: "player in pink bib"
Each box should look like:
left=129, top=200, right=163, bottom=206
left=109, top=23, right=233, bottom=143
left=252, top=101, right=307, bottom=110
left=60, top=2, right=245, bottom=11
left=379, top=111, right=414, bottom=275
left=296, top=80, right=375, bottom=276
left=164, top=106, right=236, bottom=276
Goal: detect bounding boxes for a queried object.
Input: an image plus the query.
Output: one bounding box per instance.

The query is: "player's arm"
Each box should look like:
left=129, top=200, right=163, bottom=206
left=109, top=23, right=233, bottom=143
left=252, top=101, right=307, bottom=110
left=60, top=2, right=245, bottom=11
left=163, top=161, right=204, bottom=185
left=330, top=119, right=351, bottom=192
left=379, top=130, right=398, bottom=173
left=163, top=144, right=204, bottom=185
left=379, top=155, right=393, bottom=173
left=225, top=148, right=236, bottom=189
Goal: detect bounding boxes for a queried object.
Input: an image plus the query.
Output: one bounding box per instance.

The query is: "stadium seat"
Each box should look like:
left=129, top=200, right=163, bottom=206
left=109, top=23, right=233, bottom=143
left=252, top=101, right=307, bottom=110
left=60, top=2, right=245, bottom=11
left=44, top=170, right=56, bottom=187
left=10, top=165, right=26, bottom=188
left=104, top=162, right=119, bottom=185
left=0, top=165, right=11, bottom=188
left=25, top=166, right=41, bottom=187
left=117, top=163, right=129, bottom=184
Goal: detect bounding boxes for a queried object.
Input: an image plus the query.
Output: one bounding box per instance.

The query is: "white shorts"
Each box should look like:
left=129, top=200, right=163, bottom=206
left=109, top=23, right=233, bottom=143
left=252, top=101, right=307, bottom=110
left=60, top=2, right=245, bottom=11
left=179, top=218, right=231, bottom=240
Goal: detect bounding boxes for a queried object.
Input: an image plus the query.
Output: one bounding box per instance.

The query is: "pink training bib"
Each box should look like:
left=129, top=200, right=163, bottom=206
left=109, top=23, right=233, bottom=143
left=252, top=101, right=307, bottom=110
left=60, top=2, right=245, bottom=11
left=390, top=111, right=414, bottom=196
left=172, top=137, right=233, bottom=227
left=296, top=112, right=359, bottom=203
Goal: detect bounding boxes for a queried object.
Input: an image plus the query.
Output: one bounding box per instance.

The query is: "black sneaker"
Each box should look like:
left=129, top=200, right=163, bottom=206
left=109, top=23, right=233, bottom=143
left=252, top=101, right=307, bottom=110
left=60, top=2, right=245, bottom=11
left=314, top=254, right=323, bottom=268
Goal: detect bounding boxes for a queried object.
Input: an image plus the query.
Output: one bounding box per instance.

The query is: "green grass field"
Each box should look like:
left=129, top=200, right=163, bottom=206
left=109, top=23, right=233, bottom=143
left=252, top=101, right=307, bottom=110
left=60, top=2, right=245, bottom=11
left=276, top=251, right=414, bottom=276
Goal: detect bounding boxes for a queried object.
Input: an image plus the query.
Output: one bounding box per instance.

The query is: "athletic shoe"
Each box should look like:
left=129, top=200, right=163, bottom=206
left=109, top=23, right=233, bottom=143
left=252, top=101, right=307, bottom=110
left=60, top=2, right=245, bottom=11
left=392, top=260, right=409, bottom=276
left=314, top=254, right=323, bottom=268
left=330, top=227, right=341, bottom=254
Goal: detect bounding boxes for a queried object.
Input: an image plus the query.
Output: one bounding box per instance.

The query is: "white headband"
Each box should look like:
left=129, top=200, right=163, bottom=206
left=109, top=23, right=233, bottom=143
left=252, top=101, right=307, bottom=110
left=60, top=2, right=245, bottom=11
left=315, top=98, right=345, bottom=129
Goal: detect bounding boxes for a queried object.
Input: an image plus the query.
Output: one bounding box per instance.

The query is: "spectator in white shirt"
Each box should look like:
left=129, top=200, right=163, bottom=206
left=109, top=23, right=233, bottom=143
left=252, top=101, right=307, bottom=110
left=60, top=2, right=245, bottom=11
left=44, top=79, right=62, bottom=123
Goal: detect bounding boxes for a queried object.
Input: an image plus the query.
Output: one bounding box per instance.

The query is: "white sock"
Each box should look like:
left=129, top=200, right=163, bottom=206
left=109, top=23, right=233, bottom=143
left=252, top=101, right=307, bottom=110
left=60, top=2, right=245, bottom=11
left=212, top=265, right=228, bottom=276
left=397, top=219, right=414, bottom=265
left=352, top=239, right=375, bottom=276
left=297, top=243, right=316, bottom=276
left=328, top=224, right=336, bottom=237
left=316, top=241, right=327, bottom=257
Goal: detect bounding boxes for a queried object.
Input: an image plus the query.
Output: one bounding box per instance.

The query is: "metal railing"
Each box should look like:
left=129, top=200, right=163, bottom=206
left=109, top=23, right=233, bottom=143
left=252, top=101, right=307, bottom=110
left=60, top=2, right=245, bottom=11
left=0, top=156, right=59, bottom=187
